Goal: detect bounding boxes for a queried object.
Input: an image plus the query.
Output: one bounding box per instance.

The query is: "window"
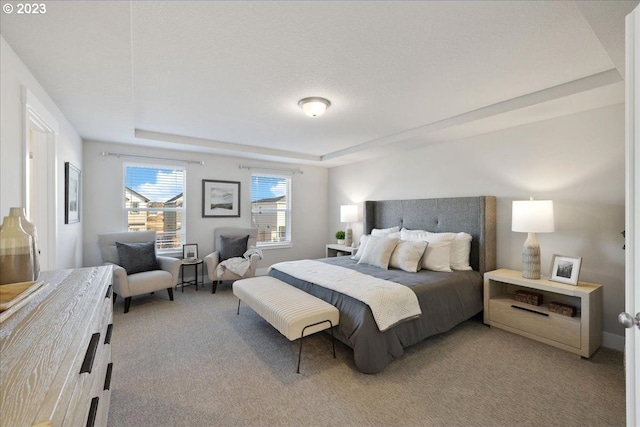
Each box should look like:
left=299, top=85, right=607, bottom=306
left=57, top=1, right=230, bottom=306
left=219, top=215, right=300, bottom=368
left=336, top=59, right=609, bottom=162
left=124, top=164, right=185, bottom=252
left=251, top=173, right=291, bottom=246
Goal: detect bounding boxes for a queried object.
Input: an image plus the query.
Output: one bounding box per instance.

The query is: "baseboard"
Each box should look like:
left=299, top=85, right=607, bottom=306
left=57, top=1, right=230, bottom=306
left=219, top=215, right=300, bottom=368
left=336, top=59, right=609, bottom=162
left=602, top=331, right=625, bottom=352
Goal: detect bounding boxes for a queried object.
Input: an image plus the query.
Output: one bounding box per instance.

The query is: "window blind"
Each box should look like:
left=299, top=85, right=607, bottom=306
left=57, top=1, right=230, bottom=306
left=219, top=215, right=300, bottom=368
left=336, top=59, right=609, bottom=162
left=124, top=164, right=185, bottom=251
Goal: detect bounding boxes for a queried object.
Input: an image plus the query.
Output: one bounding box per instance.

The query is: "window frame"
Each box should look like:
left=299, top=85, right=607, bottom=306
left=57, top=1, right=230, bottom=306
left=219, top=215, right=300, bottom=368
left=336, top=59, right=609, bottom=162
left=123, top=162, right=186, bottom=254
left=250, top=172, right=292, bottom=248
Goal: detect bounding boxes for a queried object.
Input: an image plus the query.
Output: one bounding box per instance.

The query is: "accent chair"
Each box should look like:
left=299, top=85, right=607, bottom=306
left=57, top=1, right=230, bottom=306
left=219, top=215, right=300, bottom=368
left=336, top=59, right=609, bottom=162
left=204, top=227, right=260, bottom=293
left=97, top=230, right=181, bottom=313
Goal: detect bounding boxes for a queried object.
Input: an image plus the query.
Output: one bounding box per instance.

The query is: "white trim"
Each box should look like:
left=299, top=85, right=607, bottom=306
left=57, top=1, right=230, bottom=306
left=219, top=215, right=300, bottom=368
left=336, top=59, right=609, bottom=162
left=22, top=87, right=58, bottom=271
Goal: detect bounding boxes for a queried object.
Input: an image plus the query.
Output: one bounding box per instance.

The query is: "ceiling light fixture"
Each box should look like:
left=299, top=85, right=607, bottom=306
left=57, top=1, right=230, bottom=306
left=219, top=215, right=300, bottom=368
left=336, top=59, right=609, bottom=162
left=298, top=97, right=331, bottom=117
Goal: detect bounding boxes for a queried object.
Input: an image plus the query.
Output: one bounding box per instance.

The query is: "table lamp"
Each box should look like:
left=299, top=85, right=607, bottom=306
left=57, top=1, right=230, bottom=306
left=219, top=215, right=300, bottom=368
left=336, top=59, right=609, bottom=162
left=340, top=205, right=358, bottom=247
left=512, top=198, right=554, bottom=279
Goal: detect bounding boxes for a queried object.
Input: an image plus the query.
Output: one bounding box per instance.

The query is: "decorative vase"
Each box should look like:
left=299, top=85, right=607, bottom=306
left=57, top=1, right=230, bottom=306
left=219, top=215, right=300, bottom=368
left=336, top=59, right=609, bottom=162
left=9, top=207, right=40, bottom=280
left=0, top=215, right=35, bottom=285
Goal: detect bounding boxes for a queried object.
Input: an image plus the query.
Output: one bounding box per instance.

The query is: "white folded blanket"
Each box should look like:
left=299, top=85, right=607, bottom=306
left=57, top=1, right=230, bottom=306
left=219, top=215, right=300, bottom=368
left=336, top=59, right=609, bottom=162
left=216, top=247, right=263, bottom=277
left=270, top=260, right=421, bottom=331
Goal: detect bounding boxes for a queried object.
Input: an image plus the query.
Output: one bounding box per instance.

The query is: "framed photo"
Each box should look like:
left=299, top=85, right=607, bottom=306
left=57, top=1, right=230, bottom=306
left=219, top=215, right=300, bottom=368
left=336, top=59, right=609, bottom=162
left=549, top=254, right=582, bottom=285
left=64, top=162, right=81, bottom=224
left=202, top=180, right=240, bottom=218
left=183, top=243, right=199, bottom=260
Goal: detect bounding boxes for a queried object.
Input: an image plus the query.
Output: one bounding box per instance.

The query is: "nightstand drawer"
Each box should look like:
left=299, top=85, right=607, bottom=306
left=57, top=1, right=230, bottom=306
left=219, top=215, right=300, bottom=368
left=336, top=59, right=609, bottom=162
left=489, top=298, right=581, bottom=348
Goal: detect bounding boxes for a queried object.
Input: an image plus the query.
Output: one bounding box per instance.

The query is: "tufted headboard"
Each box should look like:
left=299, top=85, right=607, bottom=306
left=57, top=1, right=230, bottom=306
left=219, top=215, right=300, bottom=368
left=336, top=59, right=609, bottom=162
left=363, top=196, right=496, bottom=275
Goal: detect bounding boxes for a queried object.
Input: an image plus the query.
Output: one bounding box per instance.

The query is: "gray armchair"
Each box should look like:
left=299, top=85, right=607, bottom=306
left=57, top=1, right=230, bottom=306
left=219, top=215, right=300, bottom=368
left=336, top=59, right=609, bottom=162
left=97, top=230, right=181, bottom=313
left=204, top=227, right=260, bottom=293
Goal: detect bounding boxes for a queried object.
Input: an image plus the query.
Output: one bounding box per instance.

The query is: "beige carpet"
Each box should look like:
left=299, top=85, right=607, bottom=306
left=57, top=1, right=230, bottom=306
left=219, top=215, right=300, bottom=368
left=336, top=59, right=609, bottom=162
left=108, top=283, right=625, bottom=427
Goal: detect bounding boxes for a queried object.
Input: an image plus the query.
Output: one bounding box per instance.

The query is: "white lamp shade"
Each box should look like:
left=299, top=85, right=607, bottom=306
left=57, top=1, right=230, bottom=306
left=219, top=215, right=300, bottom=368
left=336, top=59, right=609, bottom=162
left=512, top=200, right=555, bottom=233
left=340, top=205, right=358, bottom=223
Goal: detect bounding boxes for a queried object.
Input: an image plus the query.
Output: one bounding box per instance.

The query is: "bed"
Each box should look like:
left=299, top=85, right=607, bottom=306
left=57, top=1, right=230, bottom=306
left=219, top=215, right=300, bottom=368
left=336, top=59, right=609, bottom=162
left=269, top=196, right=496, bottom=374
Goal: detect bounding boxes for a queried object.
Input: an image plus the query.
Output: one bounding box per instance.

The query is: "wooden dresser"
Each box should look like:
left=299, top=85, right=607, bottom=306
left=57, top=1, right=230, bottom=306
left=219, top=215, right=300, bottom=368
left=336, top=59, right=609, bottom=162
left=0, top=266, right=113, bottom=427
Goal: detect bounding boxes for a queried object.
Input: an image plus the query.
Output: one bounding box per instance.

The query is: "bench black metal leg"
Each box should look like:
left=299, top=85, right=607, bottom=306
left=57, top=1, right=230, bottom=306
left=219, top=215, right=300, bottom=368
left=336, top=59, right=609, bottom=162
left=237, top=299, right=241, bottom=315
left=297, top=336, right=305, bottom=374
left=296, top=319, right=335, bottom=374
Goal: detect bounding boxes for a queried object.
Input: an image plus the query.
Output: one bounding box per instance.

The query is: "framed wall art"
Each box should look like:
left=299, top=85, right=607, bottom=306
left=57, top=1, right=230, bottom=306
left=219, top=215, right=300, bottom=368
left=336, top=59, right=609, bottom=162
left=202, top=179, right=240, bottom=218
left=549, top=254, right=582, bottom=285
left=65, top=162, right=81, bottom=224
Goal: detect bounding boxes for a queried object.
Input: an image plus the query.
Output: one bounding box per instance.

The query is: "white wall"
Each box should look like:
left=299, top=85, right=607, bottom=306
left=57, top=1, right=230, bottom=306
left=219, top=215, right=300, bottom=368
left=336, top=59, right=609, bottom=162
left=82, top=141, right=329, bottom=273
left=328, top=103, right=626, bottom=345
left=1, top=36, right=83, bottom=270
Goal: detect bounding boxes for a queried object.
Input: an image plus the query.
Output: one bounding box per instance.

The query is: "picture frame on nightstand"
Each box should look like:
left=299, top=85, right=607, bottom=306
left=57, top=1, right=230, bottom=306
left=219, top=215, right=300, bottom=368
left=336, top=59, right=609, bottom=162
left=549, top=254, right=582, bottom=285
left=183, top=243, right=199, bottom=261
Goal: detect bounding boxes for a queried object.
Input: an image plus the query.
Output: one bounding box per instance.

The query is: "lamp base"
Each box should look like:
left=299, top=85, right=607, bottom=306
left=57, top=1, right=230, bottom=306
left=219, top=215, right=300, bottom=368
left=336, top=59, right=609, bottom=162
left=345, top=228, right=353, bottom=247
left=522, top=232, right=541, bottom=279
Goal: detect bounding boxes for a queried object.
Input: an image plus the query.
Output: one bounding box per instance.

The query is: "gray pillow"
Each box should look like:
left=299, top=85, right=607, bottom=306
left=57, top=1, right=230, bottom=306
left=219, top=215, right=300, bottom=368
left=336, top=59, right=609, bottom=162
left=219, top=235, right=249, bottom=261
left=115, top=241, right=160, bottom=275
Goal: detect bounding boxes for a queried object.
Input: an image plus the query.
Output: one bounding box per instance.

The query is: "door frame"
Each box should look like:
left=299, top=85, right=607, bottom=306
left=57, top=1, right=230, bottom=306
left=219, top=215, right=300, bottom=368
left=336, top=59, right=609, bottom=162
left=22, top=87, right=58, bottom=271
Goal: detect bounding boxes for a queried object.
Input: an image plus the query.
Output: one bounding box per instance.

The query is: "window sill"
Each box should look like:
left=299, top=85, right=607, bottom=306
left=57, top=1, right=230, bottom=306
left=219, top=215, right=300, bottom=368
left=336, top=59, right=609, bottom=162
left=257, top=243, right=293, bottom=250
left=158, top=250, right=182, bottom=258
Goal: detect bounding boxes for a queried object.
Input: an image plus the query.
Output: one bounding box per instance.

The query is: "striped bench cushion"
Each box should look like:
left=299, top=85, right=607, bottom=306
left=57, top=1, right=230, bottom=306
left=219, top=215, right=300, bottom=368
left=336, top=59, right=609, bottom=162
left=233, top=276, right=339, bottom=341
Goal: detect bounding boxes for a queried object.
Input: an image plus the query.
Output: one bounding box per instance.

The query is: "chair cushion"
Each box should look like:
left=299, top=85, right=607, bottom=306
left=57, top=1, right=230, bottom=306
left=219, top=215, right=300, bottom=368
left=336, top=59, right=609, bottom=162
left=219, top=235, right=249, bottom=261
left=116, top=241, right=160, bottom=275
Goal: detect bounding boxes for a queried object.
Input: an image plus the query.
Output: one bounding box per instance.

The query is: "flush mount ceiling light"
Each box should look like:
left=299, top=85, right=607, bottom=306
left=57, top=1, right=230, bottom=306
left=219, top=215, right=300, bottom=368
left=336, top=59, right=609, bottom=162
left=298, top=97, right=331, bottom=117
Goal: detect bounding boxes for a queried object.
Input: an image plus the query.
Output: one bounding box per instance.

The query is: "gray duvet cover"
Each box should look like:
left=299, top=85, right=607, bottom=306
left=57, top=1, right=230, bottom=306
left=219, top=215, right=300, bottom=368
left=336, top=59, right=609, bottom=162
left=268, top=256, right=483, bottom=374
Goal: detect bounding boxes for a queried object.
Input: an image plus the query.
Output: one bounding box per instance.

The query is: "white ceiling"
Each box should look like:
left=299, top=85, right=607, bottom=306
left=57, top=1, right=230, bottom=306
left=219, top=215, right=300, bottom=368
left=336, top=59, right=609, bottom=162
left=1, top=1, right=637, bottom=167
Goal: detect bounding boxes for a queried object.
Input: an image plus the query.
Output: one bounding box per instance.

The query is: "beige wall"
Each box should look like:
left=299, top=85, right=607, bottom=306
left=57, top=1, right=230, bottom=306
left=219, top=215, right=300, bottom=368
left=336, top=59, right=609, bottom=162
left=328, top=103, right=626, bottom=346
left=82, top=141, right=329, bottom=273
left=0, top=36, right=83, bottom=270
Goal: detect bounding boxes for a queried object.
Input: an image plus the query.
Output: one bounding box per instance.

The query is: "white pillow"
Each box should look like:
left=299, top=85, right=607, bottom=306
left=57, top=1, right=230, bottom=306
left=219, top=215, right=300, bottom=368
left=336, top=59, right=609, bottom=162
left=351, top=235, right=370, bottom=261
left=450, top=232, right=473, bottom=271
left=422, top=240, right=452, bottom=272
left=424, top=232, right=457, bottom=243
left=371, top=226, right=400, bottom=236
left=389, top=240, right=428, bottom=273
left=400, top=227, right=429, bottom=242
left=358, top=236, right=399, bottom=269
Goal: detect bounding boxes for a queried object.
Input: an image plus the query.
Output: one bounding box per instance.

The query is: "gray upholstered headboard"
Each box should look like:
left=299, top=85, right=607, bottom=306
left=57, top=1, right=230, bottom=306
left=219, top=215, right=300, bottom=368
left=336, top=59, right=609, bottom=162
left=364, top=196, right=496, bottom=275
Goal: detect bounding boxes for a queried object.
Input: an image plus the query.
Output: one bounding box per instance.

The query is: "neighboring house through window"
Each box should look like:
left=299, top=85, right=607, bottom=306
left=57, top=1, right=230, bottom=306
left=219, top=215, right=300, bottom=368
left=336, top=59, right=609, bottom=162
left=251, top=173, right=291, bottom=247
left=124, top=164, right=186, bottom=252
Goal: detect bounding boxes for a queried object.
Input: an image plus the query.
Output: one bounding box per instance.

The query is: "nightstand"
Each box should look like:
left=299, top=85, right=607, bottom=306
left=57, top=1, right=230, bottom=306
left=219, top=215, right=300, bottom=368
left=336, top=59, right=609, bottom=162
left=484, top=268, right=603, bottom=358
left=326, top=243, right=356, bottom=258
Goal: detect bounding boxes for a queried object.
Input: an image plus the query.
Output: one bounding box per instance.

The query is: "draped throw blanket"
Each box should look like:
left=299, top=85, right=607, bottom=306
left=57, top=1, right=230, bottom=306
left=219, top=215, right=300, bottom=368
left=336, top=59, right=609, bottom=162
left=270, top=260, right=422, bottom=331
left=216, top=247, right=263, bottom=277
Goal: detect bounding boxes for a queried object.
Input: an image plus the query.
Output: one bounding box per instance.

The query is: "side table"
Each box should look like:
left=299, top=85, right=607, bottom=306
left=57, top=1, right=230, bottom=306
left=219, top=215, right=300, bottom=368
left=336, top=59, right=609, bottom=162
left=326, top=243, right=357, bottom=258
left=180, top=258, right=203, bottom=292
left=484, top=268, right=603, bottom=358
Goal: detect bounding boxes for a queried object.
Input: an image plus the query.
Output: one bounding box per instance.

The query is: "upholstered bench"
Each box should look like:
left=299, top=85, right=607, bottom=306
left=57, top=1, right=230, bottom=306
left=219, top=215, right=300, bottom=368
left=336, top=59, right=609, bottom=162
left=233, top=276, right=340, bottom=373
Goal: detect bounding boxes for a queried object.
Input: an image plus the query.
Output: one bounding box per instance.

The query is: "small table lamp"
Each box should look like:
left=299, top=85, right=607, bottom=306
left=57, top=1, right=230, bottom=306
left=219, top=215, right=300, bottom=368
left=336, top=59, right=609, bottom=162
left=340, top=205, right=358, bottom=247
left=512, top=198, right=554, bottom=279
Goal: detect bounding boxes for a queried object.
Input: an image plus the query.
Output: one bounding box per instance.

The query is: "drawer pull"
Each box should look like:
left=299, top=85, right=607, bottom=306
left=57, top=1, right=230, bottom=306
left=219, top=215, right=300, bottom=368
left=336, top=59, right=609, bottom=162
left=105, top=284, right=113, bottom=299
left=104, top=362, right=113, bottom=390
left=80, top=333, right=100, bottom=374
left=86, top=396, right=99, bottom=427
left=511, top=305, right=548, bottom=317
left=104, top=324, right=113, bottom=344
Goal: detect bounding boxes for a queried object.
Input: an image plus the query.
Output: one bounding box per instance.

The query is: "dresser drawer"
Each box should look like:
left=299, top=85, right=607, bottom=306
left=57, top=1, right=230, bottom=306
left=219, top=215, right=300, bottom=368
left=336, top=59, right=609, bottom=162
left=489, top=298, right=581, bottom=348
left=66, top=293, right=113, bottom=426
